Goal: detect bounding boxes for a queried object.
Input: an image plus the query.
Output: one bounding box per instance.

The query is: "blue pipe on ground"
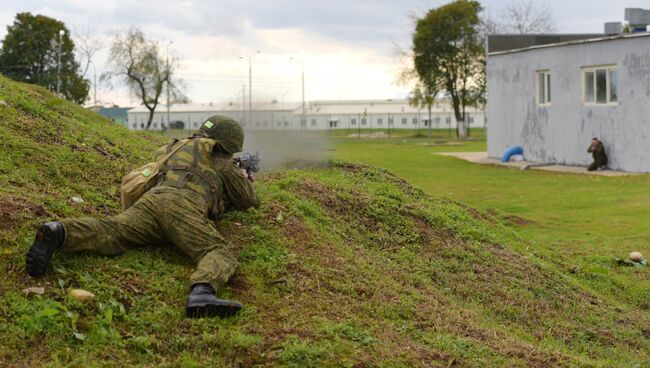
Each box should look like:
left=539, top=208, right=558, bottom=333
left=501, top=146, right=523, bottom=163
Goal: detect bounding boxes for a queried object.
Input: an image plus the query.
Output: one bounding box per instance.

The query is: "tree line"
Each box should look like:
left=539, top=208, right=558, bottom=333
left=0, top=1, right=555, bottom=131
left=0, top=12, right=184, bottom=129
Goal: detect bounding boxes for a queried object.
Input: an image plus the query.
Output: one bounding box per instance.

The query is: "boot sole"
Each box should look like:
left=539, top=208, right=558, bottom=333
left=186, top=302, right=242, bottom=318
left=25, top=225, right=58, bottom=278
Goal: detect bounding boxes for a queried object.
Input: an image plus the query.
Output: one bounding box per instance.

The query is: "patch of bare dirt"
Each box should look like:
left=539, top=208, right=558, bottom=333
left=0, top=195, right=50, bottom=231
left=228, top=274, right=251, bottom=293
left=503, top=214, right=536, bottom=226
left=293, top=178, right=381, bottom=235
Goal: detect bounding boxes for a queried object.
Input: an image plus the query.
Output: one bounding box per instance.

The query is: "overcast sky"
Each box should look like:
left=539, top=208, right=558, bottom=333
left=0, top=0, right=648, bottom=107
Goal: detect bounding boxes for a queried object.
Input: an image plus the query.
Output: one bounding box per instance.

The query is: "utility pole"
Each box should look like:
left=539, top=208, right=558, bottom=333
left=289, top=57, right=306, bottom=131
left=241, top=51, right=261, bottom=127
left=56, top=29, right=65, bottom=96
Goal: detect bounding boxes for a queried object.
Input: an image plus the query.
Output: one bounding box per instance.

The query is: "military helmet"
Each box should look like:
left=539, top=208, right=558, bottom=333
left=194, top=115, right=244, bottom=154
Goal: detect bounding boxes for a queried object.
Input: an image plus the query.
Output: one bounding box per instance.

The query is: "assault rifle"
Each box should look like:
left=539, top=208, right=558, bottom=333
left=234, top=152, right=260, bottom=176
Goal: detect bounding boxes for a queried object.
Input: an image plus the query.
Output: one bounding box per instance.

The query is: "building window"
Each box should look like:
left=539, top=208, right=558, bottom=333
left=361, top=118, right=367, bottom=125
left=401, top=118, right=407, bottom=125
left=537, top=70, right=551, bottom=106
left=377, top=118, right=383, bottom=125
left=446, top=117, right=451, bottom=124
left=351, top=118, right=357, bottom=125
left=284, top=121, right=289, bottom=127
left=263, top=121, right=268, bottom=127
left=329, top=121, right=338, bottom=128
left=583, top=65, right=617, bottom=105
left=301, top=118, right=307, bottom=127
left=311, top=119, right=317, bottom=126
left=412, top=118, right=417, bottom=125
left=132, top=124, right=137, bottom=130
left=388, top=118, right=394, bottom=125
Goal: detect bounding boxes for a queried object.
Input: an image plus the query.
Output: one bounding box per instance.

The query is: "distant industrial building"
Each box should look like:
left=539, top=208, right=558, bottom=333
left=487, top=8, right=650, bottom=172
left=126, top=99, right=485, bottom=132
left=92, top=107, right=132, bottom=127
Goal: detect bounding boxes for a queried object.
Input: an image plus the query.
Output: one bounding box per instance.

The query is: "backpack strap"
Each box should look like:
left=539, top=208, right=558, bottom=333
left=155, top=139, right=190, bottom=186
left=164, top=139, right=220, bottom=203
left=166, top=138, right=179, bottom=154
left=173, top=139, right=201, bottom=188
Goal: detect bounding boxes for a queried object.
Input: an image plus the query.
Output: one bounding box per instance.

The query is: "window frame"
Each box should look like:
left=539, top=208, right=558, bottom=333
left=536, top=70, right=551, bottom=106
left=582, top=65, right=618, bottom=106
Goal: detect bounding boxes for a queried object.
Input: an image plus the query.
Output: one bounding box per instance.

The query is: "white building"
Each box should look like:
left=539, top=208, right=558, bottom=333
left=488, top=9, right=650, bottom=172
left=126, top=99, right=485, bottom=131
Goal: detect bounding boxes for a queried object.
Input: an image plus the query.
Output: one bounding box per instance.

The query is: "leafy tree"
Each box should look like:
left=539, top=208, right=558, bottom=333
left=0, top=12, right=89, bottom=104
left=412, top=0, right=485, bottom=138
left=102, top=28, right=185, bottom=130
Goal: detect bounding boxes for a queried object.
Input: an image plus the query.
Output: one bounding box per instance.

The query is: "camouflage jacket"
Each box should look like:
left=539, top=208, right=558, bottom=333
left=587, top=141, right=607, bottom=160
left=154, top=137, right=259, bottom=219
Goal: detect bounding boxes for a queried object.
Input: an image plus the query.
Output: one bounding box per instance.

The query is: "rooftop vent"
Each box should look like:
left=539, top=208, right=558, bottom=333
left=604, top=22, right=623, bottom=35
left=625, top=8, right=650, bottom=32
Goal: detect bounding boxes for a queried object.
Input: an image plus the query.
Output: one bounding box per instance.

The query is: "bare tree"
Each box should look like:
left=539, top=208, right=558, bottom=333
left=102, top=28, right=185, bottom=129
left=73, top=27, right=105, bottom=106
left=73, top=27, right=104, bottom=79
left=483, top=0, right=558, bottom=34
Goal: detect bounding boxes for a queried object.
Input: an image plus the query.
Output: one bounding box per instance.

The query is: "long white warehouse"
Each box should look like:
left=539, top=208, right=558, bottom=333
left=126, top=99, right=485, bottom=132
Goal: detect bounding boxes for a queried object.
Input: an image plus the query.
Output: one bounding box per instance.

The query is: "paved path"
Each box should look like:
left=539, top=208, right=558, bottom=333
left=436, top=152, right=640, bottom=176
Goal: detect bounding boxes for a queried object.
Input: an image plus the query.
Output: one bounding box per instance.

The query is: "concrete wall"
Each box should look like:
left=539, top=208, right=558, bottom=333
left=487, top=35, right=650, bottom=172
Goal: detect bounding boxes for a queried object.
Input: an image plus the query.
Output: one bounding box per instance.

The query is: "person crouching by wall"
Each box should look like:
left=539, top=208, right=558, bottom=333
left=587, top=137, right=607, bottom=171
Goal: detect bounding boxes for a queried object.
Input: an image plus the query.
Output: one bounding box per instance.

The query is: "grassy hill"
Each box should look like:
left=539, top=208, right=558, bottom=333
left=1, top=75, right=649, bottom=367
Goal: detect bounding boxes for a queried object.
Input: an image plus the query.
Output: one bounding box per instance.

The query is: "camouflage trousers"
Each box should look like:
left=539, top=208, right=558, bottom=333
left=60, top=186, right=238, bottom=292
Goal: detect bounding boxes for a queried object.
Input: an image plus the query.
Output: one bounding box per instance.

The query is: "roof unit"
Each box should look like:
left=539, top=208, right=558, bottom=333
left=604, top=22, right=623, bottom=35
left=625, top=8, right=650, bottom=32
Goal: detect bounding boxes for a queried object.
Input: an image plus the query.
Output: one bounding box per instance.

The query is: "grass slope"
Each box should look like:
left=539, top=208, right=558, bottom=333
left=1, top=76, right=648, bottom=367
left=333, top=136, right=650, bottom=318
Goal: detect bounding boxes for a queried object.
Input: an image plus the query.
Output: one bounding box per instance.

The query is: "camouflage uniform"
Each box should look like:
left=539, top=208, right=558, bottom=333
left=59, top=118, right=258, bottom=292
left=587, top=141, right=607, bottom=171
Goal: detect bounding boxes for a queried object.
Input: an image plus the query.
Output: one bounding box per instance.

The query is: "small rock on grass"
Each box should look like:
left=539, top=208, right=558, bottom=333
left=70, top=196, right=84, bottom=204
left=69, top=289, right=95, bottom=301
left=22, top=286, right=45, bottom=296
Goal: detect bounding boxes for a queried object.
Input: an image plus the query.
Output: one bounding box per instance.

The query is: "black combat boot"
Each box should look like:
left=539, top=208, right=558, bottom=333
left=26, top=222, right=65, bottom=278
left=186, top=283, right=243, bottom=318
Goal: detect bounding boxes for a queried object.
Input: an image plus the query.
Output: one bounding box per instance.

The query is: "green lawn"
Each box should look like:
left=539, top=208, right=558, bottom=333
left=332, top=131, right=650, bottom=311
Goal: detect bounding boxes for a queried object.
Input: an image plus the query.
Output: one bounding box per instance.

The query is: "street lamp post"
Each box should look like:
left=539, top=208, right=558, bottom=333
left=289, top=57, right=306, bottom=130
left=56, top=30, right=65, bottom=96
